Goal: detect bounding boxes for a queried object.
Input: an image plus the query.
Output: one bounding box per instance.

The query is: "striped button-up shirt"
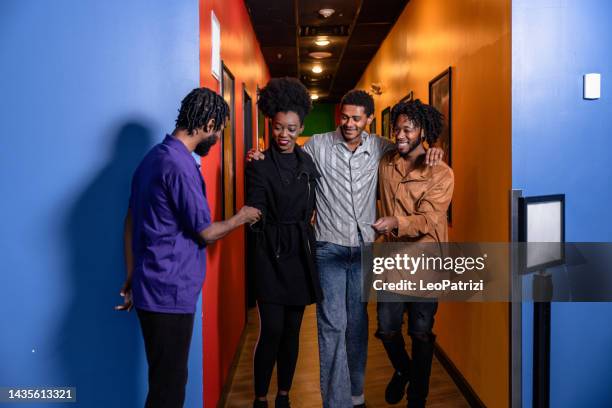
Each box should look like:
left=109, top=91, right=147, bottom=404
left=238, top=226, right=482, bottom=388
left=303, top=128, right=394, bottom=247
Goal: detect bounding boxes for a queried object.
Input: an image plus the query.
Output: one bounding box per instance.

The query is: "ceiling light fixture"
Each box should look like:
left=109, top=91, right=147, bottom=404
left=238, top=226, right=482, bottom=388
left=311, top=94, right=319, bottom=100
left=309, top=51, right=332, bottom=59
left=312, top=65, right=323, bottom=74
left=318, top=8, right=335, bottom=18
left=315, top=38, right=330, bottom=47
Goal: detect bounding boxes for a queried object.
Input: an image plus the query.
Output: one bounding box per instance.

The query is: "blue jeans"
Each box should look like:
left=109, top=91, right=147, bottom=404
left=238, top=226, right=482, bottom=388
left=315, top=241, right=368, bottom=408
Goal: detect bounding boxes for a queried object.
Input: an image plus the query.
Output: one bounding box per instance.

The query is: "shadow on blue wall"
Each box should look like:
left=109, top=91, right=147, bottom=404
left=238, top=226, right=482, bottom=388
left=60, top=123, right=153, bottom=407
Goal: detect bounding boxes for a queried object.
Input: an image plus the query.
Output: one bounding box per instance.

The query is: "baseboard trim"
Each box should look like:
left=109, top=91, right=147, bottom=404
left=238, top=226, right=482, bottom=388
left=217, top=316, right=250, bottom=408
left=434, top=343, right=486, bottom=408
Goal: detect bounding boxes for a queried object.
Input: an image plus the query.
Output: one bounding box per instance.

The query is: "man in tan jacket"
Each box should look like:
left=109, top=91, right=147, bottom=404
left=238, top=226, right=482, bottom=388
left=371, top=99, right=454, bottom=408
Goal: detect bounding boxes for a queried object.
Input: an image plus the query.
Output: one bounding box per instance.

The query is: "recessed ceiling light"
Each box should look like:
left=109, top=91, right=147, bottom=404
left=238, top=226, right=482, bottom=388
left=315, top=38, right=330, bottom=47
left=319, top=8, right=335, bottom=18
left=312, top=66, right=323, bottom=74
left=309, top=51, right=332, bottom=59
left=311, top=94, right=319, bottom=100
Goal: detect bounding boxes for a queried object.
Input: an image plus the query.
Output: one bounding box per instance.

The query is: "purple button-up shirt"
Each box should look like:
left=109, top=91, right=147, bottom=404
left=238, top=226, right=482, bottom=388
left=129, top=135, right=211, bottom=313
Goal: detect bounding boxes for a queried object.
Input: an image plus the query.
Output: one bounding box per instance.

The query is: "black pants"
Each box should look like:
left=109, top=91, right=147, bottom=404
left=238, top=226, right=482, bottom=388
left=376, top=300, right=438, bottom=406
left=254, top=302, right=306, bottom=397
left=137, top=309, right=195, bottom=408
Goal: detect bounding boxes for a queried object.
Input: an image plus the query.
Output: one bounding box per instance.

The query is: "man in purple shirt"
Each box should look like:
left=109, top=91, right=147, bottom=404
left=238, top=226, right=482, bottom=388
left=115, top=87, right=261, bottom=408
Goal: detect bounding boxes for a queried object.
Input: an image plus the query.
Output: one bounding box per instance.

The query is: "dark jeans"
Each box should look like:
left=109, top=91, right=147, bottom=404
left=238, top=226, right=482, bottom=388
left=137, top=309, right=195, bottom=408
left=376, top=297, right=438, bottom=405
left=254, top=302, right=306, bottom=397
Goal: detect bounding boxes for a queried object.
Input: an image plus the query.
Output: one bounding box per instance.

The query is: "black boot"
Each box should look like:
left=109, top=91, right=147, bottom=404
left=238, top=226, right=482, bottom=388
left=376, top=330, right=411, bottom=404
left=386, top=370, right=410, bottom=404
left=407, top=334, right=435, bottom=408
left=275, top=394, right=291, bottom=408
left=253, top=399, right=268, bottom=408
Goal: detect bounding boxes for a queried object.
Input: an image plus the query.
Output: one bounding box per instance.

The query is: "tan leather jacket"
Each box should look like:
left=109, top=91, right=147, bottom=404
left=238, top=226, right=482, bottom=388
left=377, top=150, right=454, bottom=243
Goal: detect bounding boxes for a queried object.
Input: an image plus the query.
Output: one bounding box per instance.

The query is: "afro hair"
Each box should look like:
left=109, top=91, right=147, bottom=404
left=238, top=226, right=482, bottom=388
left=390, top=99, right=444, bottom=145
left=257, top=77, right=312, bottom=124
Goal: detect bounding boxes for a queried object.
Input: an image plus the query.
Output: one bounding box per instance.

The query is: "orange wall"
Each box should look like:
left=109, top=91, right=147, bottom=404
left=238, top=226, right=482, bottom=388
left=356, top=0, right=511, bottom=406
left=199, top=0, right=269, bottom=405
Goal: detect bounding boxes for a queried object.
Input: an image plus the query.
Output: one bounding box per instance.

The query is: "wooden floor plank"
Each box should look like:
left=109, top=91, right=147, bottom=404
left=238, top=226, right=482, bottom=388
left=223, top=304, right=470, bottom=407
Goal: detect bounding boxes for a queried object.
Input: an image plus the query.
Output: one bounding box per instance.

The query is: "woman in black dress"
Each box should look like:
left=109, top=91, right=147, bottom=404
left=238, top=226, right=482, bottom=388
left=246, top=77, right=322, bottom=408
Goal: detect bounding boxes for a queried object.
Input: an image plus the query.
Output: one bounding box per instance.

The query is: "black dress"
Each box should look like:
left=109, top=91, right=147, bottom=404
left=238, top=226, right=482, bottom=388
left=246, top=144, right=322, bottom=305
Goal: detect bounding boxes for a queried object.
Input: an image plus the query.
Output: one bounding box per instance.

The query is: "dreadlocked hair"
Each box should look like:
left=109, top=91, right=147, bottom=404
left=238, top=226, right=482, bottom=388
left=175, top=87, right=229, bottom=134
left=257, top=77, right=312, bottom=124
left=391, top=99, right=444, bottom=145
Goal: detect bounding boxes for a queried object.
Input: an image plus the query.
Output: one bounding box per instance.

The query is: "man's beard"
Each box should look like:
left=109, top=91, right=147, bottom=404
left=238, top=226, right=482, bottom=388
left=399, top=138, right=421, bottom=156
left=194, top=136, right=218, bottom=157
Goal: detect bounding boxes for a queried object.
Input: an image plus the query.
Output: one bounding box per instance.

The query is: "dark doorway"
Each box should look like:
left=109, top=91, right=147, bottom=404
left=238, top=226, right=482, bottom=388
left=243, top=86, right=257, bottom=309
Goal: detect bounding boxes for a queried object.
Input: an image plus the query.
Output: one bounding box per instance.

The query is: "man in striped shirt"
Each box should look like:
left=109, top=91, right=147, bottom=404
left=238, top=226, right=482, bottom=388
left=302, top=90, right=443, bottom=408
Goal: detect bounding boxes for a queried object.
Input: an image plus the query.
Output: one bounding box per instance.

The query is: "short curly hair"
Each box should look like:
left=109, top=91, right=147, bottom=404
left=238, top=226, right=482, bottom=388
left=257, top=77, right=312, bottom=124
left=340, top=90, right=374, bottom=116
left=175, top=87, right=229, bottom=134
left=391, top=99, right=444, bottom=145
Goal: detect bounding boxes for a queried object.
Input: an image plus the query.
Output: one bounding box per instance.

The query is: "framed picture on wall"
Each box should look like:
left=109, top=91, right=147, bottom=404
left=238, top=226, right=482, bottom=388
left=429, top=66, right=452, bottom=223
left=370, top=118, right=377, bottom=135
left=243, top=85, right=253, bottom=154
left=400, top=90, right=414, bottom=104
left=381, top=107, right=391, bottom=139
left=429, top=67, right=452, bottom=166
left=221, top=62, right=236, bottom=219
left=256, top=85, right=266, bottom=150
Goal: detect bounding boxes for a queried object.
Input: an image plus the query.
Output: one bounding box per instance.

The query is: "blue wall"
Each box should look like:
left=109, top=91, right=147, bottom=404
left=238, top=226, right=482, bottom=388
left=0, top=1, right=203, bottom=407
left=513, top=0, right=612, bottom=406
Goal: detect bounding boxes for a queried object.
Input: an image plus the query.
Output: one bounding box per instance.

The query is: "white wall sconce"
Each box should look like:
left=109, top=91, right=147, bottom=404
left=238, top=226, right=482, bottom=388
left=583, top=73, right=601, bottom=100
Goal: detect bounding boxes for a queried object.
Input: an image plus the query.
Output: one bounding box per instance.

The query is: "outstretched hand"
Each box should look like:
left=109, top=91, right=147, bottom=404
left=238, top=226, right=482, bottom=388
left=237, top=205, right=262, bottom=225
left=246, top=148, right=265, bottom=162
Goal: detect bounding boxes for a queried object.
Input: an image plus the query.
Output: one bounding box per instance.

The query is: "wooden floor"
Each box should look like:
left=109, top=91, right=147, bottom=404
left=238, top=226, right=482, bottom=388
left=223, top=304, right=470, bottom=408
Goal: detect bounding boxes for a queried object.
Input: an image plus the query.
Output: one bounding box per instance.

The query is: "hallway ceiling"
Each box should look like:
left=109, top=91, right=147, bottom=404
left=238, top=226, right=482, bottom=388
left=244, top=0, right=410, bottom=103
